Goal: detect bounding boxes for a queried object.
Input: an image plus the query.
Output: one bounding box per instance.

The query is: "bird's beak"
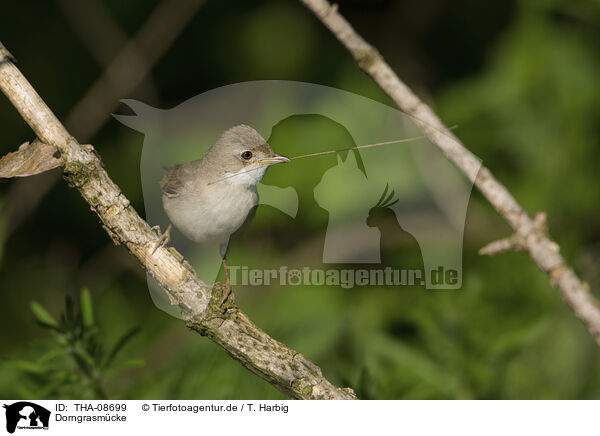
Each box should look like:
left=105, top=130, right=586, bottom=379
left=260, top=154, right=291, bottom=165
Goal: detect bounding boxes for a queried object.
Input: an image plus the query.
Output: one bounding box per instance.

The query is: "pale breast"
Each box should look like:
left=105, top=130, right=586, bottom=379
left=162, top=182, right=258, bottom=244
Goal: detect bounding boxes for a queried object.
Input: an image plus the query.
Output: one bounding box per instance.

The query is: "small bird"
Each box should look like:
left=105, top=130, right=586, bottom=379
left=159, top=125, right=290, bottom=298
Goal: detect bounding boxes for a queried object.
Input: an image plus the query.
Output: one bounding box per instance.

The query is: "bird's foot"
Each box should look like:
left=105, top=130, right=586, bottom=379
left=219, top=282, right=234, bottom=307
left=151, top=223, right=172, bottom=254
left=218, top=256, right=233, bottom=306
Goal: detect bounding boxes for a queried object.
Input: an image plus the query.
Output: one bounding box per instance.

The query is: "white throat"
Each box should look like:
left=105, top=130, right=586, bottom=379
left=223, top=164, right=267, bottom=186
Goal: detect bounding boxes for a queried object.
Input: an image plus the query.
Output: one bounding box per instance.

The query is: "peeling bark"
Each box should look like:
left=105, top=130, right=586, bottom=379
left=0, top=140, right=62, bottom=178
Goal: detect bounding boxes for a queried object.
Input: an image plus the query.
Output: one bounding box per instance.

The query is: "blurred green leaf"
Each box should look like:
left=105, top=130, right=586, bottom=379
left=80, top=287, right=94, bottom=329
left=119, top=359, right=146, bottom=368
left=7, top=360, right=47, bottom=375
left=30, top=301, right=59, bottom=329
left=64, top=295, right=75, bottom=324
left=104, top=326, right=140, bottom=369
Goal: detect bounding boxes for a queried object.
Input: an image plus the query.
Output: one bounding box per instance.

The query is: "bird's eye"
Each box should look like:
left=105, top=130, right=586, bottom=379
left=241, top=151, right=253, bottom=160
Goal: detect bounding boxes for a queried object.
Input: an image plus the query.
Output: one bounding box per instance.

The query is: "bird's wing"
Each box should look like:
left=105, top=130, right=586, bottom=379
left=161, top=160, right=206, bottom=198
left=160, top=164, right=186, bottom=198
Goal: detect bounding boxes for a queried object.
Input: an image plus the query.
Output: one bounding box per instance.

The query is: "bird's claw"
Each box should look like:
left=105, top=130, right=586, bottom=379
left=218, top=256, right=233, bottom=306
left=219, top=282, right=234, bottom=306
left=151, top=223, right=172, bottom=254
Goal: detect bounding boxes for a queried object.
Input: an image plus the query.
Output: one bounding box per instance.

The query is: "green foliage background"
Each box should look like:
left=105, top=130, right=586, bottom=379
left=1, top=0, right=599, bottom=399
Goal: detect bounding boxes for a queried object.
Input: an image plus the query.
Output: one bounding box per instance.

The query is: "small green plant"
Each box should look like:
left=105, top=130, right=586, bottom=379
left=8, top=287, right=143, bottom=399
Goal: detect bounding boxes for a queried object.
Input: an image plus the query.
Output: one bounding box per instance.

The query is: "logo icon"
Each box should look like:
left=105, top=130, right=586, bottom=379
left=3, top=402, right=50, bottom=434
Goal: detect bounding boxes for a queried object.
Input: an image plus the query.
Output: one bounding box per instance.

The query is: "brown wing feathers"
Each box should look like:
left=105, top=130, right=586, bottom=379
left=160, top=165, right=185, bottom=198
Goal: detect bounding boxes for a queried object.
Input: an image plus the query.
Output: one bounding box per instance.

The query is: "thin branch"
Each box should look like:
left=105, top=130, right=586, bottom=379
left=0, top=42, right=357, bottom=400
left=300, top=0, right=600, bottom=345
left=2, top=0, right=201, bottom=240
left=479, top=212, right=547, bottom=256
left=56, top=0, right=160, bottom=107
left=65, top=0, right=205, bottom=140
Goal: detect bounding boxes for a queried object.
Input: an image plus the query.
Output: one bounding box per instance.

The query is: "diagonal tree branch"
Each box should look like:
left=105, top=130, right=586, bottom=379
left=299, top=0, right=600, bottom=345
left=2, top=0, right=203, bottom=240
left=0, top=42, right=357, bottom=400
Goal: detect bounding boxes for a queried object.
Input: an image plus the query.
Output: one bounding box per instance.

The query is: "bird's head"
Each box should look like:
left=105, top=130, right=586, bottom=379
left=207, top=125, right=290, bottom=185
